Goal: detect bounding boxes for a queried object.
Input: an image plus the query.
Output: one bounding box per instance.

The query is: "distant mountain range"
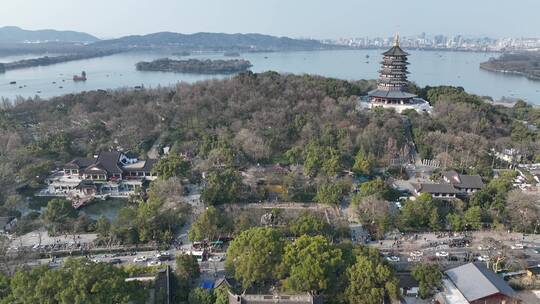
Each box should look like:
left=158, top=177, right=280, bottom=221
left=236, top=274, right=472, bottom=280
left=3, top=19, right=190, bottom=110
left=0, top=26, right=100, bottom=43
left=93, top=32, right=328, bottom=51
left=0, top=27, right=334, bottom=56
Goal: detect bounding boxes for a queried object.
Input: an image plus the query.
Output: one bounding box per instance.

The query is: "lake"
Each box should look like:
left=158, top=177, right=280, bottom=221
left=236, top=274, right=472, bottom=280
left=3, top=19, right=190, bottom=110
left=1, top=49, right=539, bottom=104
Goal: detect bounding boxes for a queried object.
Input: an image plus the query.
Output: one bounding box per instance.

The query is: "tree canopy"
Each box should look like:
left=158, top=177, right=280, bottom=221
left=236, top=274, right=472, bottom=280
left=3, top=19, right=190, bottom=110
left=1, top=258, right=147, bottom=304
left=201, top=168, right=243, bottom=204
left=225, top=227, right=285, bottom=289
left=279, top=235, right=344, bottom=293
left=411, top=264, right=443, bottom=299
left=346, top=254, right=399, bottom=304
left=188, top=206, right=232, bottom=242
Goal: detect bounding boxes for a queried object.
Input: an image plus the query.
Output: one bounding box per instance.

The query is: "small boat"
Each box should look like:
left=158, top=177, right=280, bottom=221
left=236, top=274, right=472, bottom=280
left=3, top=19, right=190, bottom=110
left=58, top=86, right=63, bottom=89
left=73, top=71, right=87, bottom=81
left=52, top=81, right=56, bottom=84
left=37, top=91, right=41, bottom=93
left=9, top=81, right=16, bottom=85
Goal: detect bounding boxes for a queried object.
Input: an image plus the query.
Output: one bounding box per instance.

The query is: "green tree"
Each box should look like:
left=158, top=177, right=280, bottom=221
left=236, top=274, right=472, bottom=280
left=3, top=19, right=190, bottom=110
left=188, top=288, right=215, bottom=304
left=201, top=168, right=242, bottom=204
left=95, top=215, right=111, bottom=240
left=189, top=206, right=232, bottom=242
left=352, top=149, right=376, bottom=176
left=398, top=193, right=435, bottom=231
left=279, top=235, right=344, bottom=293
left=357, top=178, right=392, bottom=200
left=314, top=181, right=342, bottom=205
left=41, top=199, right=77, bottom=234
left=289, top=212, right=329, bottom=237
left=152, top=153, right=190, bottom=179
left=411, top=264, right=442, bottom=299
left=176, top=254, right=201, bottom=282
left=464, top=206, right=482, bottom=230
left=225, top=227, right=285, bottom=289
left=3, top=258, right=147, bottom=304
left=214, top=285, right=229, bottom=304
left=428, top=209, right=442, bottom=231
left=446, top=213, right=464, bottom=231
left=0, top=273, right=10, bottom=300
left=346, top=254, right=399, bottom=304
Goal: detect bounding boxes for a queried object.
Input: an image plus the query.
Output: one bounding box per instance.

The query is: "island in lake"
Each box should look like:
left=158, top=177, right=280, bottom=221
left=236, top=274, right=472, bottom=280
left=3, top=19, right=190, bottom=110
left=135, top=58, right=252, bottom=74
left=0, top=50, right=119, bottom=73
left=480, top=52, right=540, bottom=81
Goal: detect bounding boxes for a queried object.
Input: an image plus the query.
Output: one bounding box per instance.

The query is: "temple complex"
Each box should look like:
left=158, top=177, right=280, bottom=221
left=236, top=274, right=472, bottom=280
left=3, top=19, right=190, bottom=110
left=363, top=34, right=431, bottom=113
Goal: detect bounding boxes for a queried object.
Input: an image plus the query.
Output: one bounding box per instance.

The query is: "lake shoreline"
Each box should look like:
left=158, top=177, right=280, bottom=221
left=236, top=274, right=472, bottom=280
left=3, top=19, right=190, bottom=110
left=1, top=49, right=539, bottom=104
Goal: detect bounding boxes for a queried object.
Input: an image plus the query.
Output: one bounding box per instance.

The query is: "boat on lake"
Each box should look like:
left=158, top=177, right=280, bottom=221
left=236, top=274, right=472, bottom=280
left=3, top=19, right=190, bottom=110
left=73, top=71, right=87, bottom=81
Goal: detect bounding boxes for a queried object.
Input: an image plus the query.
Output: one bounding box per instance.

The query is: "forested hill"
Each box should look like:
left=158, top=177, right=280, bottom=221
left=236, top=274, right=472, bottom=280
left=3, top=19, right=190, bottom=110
left=92, top=32, right=329, bottom=51
left=0, top=26, right=100, bottom=43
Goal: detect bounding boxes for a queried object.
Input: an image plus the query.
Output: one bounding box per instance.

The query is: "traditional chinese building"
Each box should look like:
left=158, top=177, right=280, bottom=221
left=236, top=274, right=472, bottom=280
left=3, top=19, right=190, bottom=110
left=365, top=34, right=431, bottom=113
left=43, top=151, right=158, bottom=203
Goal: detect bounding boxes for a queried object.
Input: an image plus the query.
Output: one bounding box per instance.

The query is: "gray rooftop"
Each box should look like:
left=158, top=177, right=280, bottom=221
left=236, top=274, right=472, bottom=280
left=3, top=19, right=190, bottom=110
left=445, top=263, right=516, bottom=302
left=382, top=45, right=409, bottom=57
left=443, top=170, right=484, bottom=189
left=416, top=183, right=459, bottom=194
left=368, top=89, right=417, bottom=99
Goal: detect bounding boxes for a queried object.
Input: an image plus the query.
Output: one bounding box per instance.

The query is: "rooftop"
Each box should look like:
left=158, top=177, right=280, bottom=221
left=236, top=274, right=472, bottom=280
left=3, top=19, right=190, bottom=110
left=442, top=170, right=484, bottom=189
left=382, top=45, right=409, bottom=57
left=445, top=263, right=517, bottom=302
left=368, top=89, right=417, bottom=99
left=415, top=183, right=460, bottom=194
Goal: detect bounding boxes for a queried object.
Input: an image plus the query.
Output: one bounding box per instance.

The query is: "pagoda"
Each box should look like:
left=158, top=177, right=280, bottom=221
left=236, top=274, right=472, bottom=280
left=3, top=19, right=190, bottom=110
left=366, top=34, right=431, bottom=113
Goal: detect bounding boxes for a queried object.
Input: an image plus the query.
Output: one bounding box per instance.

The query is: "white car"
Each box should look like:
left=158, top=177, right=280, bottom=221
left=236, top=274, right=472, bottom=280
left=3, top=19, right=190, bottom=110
left=133, top=256, right=148, bottom=263
left=435, top=251, right=449, bottom=257
left=147, top=260, right=162, bottom=267
left=511, top=243, right=524, bottom=250
left=385, top=256, right=400, bottom=262
left=208, top=255, right=224, bottom=262
left=410, top=251, right=423, bottom=257
left=477, top=255, right=490, bottom=262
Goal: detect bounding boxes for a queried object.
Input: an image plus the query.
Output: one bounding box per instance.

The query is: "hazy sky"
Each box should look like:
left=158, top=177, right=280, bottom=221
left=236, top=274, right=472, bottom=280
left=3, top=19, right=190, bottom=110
left=1, top=0, right=538, bottom=39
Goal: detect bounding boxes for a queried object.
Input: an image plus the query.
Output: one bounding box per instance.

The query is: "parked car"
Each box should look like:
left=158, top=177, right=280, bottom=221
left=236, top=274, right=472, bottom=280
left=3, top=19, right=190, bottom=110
left=133, top=256, right=148, bottom=263
left=448, top=255, right=459, bottom=261
left=147, top=260, right=162, bottom=267
left=208, top=255, right=224, bottom=262
left=410, top=251, right=423, bottom=258
left=436, top=251, right=449, bottom=258
left=477, top=255, right=490, bottom=262
left=109, top=258, right=122, bottom=265
left=156, top=252, right=173, bottom=261
left=511, top=243, right=525, bottom=250
left=385, top=256, right=400, bottom=263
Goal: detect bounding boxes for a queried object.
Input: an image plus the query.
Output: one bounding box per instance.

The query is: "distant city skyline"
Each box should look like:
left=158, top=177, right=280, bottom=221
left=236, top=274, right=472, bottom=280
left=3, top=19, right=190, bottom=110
left=1, top=0, right=539, bottom=39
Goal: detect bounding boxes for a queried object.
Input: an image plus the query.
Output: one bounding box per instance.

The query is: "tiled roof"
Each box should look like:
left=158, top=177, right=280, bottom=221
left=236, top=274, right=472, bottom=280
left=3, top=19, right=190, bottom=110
left=443, top=170, right=484, bottom=189
left=445, top=263, right=516, bottom=302
left=415, top=183, right=460, bottom=194
left=368, top=89, right=417, bottom=99
left=382, top=45, right=409, bottom=56
left=96, top=151, right=123, bottom=175
left=64, top=157, right=95, bottom=169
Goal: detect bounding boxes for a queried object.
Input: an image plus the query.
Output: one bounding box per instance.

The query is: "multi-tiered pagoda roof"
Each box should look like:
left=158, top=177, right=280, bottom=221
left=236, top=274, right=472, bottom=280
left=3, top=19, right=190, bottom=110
left=368, top=35, right=417, bottom=102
